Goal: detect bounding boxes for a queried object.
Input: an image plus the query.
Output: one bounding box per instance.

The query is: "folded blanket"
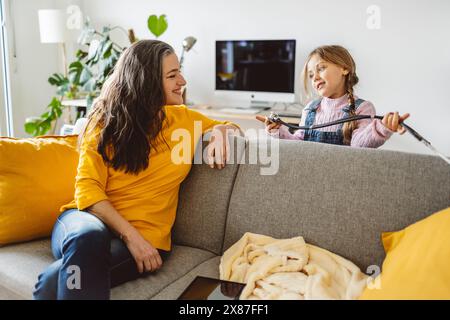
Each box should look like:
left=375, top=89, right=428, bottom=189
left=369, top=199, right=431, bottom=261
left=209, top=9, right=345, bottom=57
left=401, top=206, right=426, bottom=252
left=220, top=232, right=368, bottom=300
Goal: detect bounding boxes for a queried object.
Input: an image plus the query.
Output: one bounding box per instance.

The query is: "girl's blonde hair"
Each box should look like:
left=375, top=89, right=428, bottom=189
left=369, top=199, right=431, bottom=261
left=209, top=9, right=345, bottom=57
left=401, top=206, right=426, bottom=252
left=302, top=45, right=359, bottom=145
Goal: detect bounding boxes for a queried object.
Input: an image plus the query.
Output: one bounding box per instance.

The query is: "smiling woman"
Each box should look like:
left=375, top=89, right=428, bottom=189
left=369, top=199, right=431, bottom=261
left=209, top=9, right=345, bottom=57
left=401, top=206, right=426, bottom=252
left=33, top=39, right=241, bottom=300
left=163, top=53, right=187, bottom=106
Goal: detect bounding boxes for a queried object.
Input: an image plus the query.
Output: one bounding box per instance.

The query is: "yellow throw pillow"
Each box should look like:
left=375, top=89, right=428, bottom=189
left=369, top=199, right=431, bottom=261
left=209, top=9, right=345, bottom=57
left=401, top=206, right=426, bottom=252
left=360, top=207, right=450, bottom=300
left=0, top=135, right=79, bottom=245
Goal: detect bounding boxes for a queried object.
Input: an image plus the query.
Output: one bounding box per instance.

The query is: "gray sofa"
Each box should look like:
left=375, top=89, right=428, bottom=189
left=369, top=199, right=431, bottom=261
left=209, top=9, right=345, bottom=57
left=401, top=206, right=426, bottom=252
left=1, top=137, right=449, bottom=299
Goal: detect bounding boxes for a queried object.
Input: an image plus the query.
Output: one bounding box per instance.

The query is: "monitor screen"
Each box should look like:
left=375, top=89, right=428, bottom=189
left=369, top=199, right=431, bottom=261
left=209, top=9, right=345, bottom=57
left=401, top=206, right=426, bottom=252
left=215, top=39, right=296, bottom=94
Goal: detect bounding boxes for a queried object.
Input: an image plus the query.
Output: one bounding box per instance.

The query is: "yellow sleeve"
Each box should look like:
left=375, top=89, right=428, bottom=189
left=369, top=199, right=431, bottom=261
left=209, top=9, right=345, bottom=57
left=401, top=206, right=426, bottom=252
left=74, top=131, right=109, bottom=211
left=185, top=108, right=240, bottom=133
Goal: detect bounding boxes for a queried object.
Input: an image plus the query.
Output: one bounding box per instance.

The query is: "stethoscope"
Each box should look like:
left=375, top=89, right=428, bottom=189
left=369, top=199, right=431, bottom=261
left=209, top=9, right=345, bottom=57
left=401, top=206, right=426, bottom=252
left=267, top=112, right=450, bottom=166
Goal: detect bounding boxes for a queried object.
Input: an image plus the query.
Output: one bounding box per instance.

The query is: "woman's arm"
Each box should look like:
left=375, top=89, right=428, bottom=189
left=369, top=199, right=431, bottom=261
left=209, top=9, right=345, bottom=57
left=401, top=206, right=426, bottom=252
left=207, top=124, right=242, bottom=169
left=184, top=107, right=243, bottom=169
left=75, top=130, right=161, bottom=274
left=88, top=200, right=162, bottom=274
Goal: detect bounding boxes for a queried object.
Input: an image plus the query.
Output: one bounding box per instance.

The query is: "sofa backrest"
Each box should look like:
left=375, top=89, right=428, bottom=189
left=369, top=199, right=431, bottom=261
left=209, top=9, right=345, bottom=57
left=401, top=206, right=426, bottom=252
left=172, top=136, right=246, bottom=255
left=222, top=139, right=450, bottom=272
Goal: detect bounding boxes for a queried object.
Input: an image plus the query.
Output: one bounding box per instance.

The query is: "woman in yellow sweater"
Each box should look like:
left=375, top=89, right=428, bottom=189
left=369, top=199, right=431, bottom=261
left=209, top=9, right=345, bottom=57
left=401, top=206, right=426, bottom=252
left=33, top=40, right=241, bottom=300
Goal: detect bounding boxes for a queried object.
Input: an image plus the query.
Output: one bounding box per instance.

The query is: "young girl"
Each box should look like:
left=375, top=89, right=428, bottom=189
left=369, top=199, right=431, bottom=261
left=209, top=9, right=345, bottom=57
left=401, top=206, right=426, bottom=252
left=256, top=45, right=409, bottom=147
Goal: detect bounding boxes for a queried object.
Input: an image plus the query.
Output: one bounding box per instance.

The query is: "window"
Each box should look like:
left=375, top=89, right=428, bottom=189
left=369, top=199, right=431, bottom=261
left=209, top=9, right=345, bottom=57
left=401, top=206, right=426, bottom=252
left=0, top=0, right=13, bottom=136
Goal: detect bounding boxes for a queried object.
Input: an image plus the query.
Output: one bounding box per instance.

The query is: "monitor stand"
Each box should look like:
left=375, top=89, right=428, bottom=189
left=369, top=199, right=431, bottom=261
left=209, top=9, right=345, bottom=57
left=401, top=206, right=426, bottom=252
left=249, top=100, right=271, bottom=110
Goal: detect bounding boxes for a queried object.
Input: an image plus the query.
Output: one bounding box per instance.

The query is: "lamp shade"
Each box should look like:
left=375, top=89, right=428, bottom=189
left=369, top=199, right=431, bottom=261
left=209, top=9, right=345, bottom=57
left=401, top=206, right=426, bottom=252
left=38, top=9, right=65, bottom=43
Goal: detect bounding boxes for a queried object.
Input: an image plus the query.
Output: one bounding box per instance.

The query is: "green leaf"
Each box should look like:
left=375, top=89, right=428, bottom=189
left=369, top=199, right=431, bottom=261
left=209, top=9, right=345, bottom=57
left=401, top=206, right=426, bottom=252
left=56, top=83, right=70, bottom=96
left=40, top=120, right=52, bottom=135
left=48, top=73, right=67, bottom=86
left=69, top=61, right=83, bottom=71
left=86, top=95, right=94, bottom=109
left=48, top=74, right=70, bottom=96
left=40, top=111, right=51, bottom=119
left=48, top=99, right=63, bottom=118
left=80, top=67, right=93, bottom=85
left=77, top=20, right=95, bottom=45
left=24, top=119, right=38, bottom=135
left=102, top=41, right=113, bottom=58
left=82, top=78, right=96, bottom=92
left=147, top=14, right=168, bottom=38
left=48, top=97, right=61, bottom=109
left=76, top=49, right=88, bottom=60
left=69, top=61, right=83, bottom=84
left=54, top=107, right=63, bottom=118
left=111, top=48, right=120, bottom=60
left=102, top=26, right=112, bottom=34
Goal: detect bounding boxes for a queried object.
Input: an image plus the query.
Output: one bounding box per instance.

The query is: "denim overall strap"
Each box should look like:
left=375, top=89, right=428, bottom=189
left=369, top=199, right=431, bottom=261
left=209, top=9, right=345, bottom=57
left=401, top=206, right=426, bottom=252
left=304, top=99, right=322, bottom=127
left=303, top=98, right=365, bottom=146
left=341, top=98, right=365, bottom=114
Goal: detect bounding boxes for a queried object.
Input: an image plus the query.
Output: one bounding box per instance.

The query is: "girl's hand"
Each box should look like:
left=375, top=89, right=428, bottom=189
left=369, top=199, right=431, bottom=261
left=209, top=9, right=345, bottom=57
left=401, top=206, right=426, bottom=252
left=122, top=228, right=162, bottom=274
left=381, top=112, right=410, bottom=135
left=206, top=124, right=240, bottom=169
left=255, top=115, right=281, bottom=133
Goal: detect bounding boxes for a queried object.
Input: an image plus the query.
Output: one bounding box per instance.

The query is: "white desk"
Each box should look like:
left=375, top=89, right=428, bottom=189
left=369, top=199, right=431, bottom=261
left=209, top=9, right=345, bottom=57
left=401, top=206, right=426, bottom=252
left=190, top=105, right=300, bottom=121
left=61, top=99, right=88, bottom=108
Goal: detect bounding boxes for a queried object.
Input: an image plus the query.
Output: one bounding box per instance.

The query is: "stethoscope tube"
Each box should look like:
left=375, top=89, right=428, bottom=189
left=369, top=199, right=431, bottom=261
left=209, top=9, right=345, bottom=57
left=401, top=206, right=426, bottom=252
left=267, top=112, right=450, bottom=166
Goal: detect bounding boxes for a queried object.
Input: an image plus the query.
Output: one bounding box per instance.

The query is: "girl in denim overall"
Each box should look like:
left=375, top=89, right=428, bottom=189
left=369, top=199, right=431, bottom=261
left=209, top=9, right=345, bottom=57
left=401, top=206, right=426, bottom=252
left=257, top=45, right=410, bottom=148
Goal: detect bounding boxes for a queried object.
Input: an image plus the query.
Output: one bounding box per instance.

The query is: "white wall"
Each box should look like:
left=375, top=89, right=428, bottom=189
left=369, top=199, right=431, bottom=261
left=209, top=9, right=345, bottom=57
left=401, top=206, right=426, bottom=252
left=8, top=0, right=59, bottom=137
left=6, top=0, right=450, bottom=156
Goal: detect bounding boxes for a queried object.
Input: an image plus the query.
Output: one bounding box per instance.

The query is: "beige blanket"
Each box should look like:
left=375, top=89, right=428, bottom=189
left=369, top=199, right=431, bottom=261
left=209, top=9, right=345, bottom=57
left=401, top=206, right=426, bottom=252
left=220, top=232, right=368, bottom=300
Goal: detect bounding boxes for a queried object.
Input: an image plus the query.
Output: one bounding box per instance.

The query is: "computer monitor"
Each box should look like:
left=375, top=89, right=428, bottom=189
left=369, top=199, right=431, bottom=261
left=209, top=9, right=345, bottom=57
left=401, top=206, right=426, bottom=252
left=215, top=39, right=296, bottom=108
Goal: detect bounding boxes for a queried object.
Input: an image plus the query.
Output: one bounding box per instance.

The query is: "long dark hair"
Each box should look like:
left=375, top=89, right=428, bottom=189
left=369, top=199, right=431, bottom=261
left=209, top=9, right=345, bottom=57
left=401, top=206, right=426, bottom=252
left=83, top=40, right=174, bottom=174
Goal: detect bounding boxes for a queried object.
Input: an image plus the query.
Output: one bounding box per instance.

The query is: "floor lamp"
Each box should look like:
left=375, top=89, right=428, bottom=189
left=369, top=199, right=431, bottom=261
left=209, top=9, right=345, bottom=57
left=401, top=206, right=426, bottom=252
left=38, top=9, right=69, bottom=129
left=38, top=9, right=67, bottom=76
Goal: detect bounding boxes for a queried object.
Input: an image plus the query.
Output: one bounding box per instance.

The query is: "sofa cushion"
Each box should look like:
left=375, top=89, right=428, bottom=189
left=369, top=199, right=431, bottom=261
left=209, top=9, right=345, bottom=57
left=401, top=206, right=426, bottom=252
left=0, top=135, right=79, bottom=245
left=223, top=139, right=450, bottom=272
left=172, top=136, right=245, bottom=255
left=0, top=238, right=215, bottom=300
left=360, top=207, right=450, bottom=299
left=111, top=245, right=215, bottom=299
left=0, top=239, right=53, bottom=299
left=152, top=256, right=221, bottom=300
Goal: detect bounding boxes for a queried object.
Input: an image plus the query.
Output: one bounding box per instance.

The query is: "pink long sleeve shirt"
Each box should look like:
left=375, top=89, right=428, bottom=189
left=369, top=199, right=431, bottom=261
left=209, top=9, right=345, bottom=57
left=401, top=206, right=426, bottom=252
left=270, top=94, right=393, bottom=148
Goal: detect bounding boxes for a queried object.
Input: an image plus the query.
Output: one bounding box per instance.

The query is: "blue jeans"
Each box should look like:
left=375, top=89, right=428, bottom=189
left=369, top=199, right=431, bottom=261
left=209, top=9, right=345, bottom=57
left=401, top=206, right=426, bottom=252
left=33, top=209, right=168, bottom=300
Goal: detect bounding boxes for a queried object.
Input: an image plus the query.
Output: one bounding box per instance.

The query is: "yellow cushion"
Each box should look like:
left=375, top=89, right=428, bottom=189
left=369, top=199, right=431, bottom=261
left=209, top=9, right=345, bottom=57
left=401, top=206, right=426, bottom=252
left=0, top=135, right=79, bottom=245
left=360, top=207, right=450, bottom=299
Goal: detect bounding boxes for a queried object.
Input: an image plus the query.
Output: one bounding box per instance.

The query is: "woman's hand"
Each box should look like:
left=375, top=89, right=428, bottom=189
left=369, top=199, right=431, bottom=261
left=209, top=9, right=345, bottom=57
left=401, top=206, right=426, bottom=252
left=381, top=112, right=410, bottom=135
left=122, top=228, right=162, bottom=274
left=88, top=200, right=162, bottom=274
left=206, top=124, right=240, bottom=170
left=256, top=115, right=281, bottom=133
